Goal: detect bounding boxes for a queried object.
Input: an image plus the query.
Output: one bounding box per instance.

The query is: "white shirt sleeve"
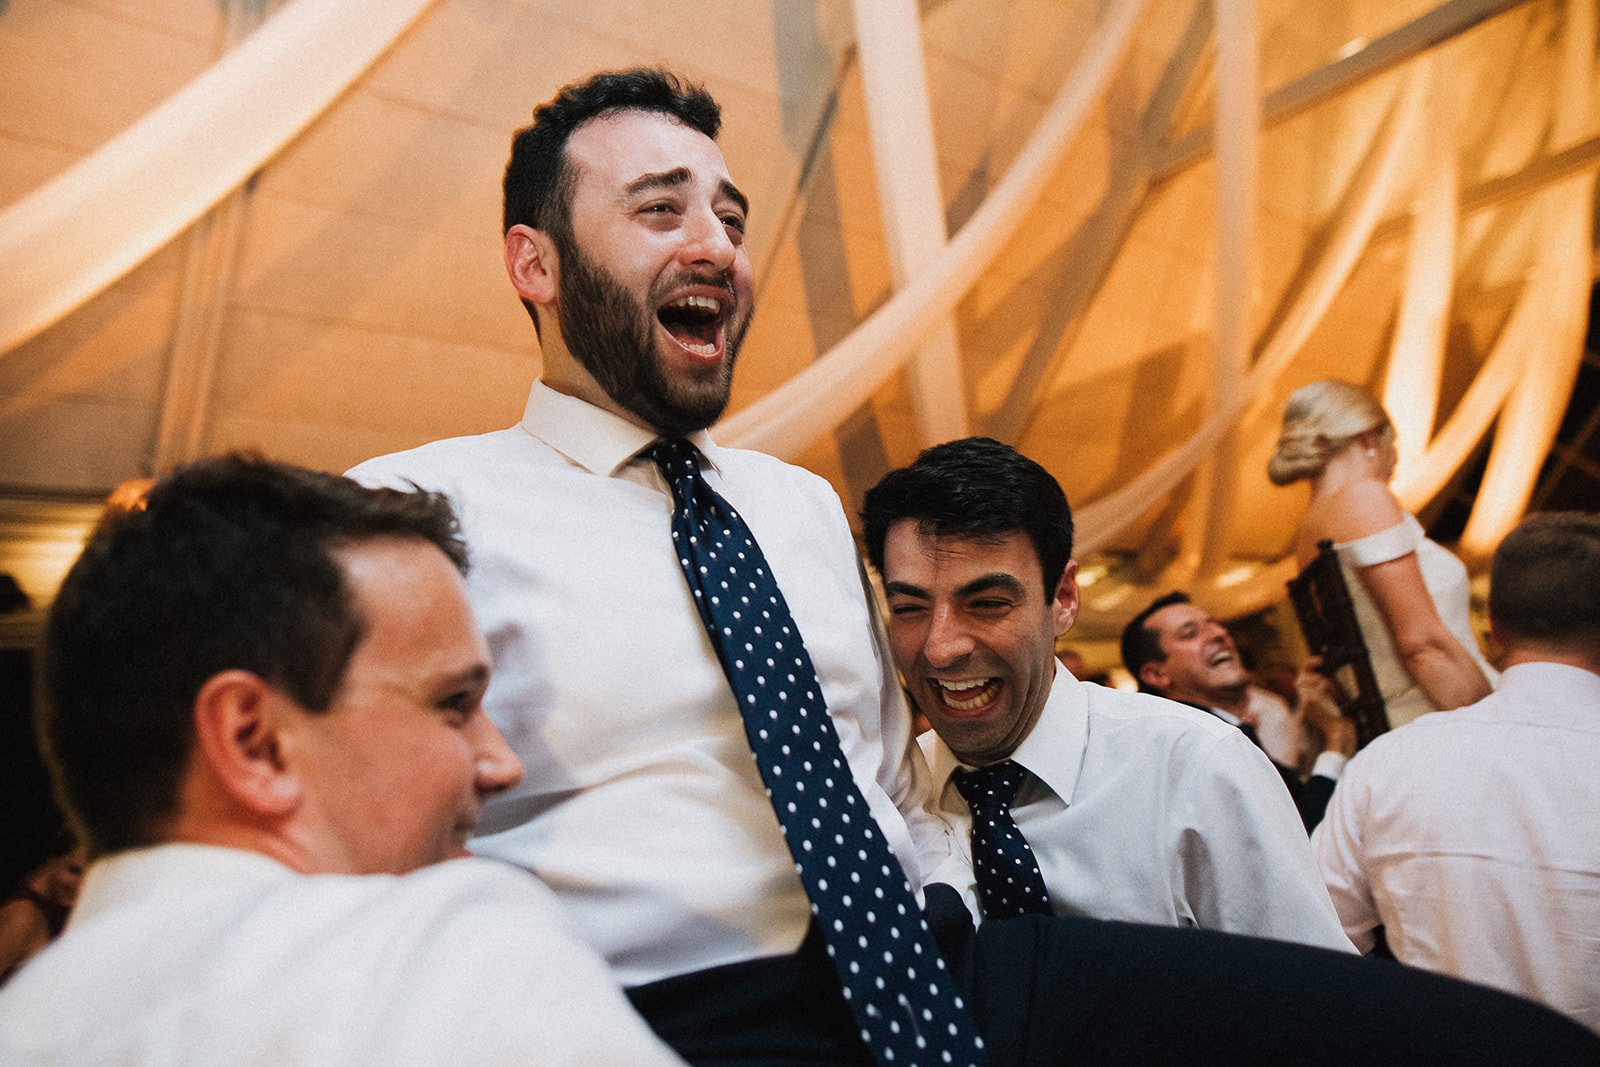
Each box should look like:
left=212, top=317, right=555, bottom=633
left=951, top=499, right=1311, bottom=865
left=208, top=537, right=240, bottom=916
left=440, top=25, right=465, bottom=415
left=1172, top=729, right=1356, bottom=951
left=1310, top=759, right=1383, bottom=954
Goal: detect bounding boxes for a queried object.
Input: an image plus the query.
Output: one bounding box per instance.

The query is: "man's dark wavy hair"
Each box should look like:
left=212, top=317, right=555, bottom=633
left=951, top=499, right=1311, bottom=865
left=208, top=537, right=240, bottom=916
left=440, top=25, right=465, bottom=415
left=861, top=437, right=1074, bottom=596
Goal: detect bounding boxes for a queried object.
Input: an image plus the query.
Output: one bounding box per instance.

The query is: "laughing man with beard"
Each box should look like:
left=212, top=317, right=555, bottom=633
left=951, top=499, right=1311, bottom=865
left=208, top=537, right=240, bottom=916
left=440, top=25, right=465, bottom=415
left=1122, top=592, right=1356, bottom=832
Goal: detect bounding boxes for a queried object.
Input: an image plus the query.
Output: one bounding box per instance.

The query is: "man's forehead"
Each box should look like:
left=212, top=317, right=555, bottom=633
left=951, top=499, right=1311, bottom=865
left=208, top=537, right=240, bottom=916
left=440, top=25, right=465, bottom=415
left=565, top=108, right=732, bottom=187
left=887, top=523, right=1037, bottom=575
left=1149, top=602, right=1209, bottom=638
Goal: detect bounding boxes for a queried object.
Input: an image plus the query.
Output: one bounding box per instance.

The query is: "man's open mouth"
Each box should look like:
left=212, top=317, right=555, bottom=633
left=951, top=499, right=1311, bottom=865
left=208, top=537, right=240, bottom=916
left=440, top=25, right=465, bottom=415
left=657, top=293, right=728, bottom=357
left=932, top=677, right=1001, bottom=714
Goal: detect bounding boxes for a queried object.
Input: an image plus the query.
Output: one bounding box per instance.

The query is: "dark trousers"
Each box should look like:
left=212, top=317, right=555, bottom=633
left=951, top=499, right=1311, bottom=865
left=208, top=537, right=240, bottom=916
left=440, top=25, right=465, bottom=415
left=627, top=885, right=1600, bottom=1066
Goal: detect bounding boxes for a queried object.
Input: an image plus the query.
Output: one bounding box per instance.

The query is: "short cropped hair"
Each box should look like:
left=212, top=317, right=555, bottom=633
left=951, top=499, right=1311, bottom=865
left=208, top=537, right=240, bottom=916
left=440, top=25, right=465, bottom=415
left=861, top=437, right=1074, bottom=595
left=1120, top=591, right=1191, bottom=693
left=40, top=454, right=467, bottom=858
left=1489, top=512, right=1600, bottom=655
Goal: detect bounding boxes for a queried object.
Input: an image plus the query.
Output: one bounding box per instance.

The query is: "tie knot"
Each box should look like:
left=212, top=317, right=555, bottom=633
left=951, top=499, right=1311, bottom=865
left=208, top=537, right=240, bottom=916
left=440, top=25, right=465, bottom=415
left=646, top=437, right=701, bottom=478
left=952, top=760, right=1029, bottom=809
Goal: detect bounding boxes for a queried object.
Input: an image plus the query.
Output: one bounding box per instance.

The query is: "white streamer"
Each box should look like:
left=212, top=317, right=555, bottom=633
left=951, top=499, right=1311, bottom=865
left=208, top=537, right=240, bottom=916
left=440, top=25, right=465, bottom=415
left=0, top=0, right=440, bottom=355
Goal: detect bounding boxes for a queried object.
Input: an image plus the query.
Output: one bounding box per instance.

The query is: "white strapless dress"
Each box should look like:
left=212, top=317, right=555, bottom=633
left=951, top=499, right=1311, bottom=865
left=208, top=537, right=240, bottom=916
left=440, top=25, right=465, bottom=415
left=1335, top=513, right=1498, bottom=728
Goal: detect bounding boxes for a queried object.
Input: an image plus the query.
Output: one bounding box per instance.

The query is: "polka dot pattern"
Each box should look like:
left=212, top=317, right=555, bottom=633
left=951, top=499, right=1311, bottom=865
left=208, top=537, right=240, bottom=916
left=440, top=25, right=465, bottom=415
left=649, top=439, right=983, bottom=1067
left=951, top=761, right=1054, bottom=920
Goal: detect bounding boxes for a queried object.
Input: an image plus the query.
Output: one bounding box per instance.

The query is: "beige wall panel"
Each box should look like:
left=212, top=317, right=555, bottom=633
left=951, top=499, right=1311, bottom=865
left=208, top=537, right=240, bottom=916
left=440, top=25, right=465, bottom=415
left=366, top=0, right=654, bottom=131
left=0, top=399, right=155, bottom=492
left=61, top=0, right=222, bottom=39
left=0, top=0, right=213, bottom=155
left=0, top=243, right=185, bottom=487
left=204, top=311, right=533, bottom=472
left=231, top=191, right=526, bottom=350
left=1458, top=201, right=1541, bottom=294
left=509, top=0, right=849, bottom=104
left=752, top=222, right=876, bottom=348
left=257, top=87, right=508, bottom=237
left=921, top=0, right=1101, bottom=103
left=201, top=414, right=453, bottom=476
left=726, top=297, right=822, bottom=415
left=1022, top=333, right=1205, bottom=510
left=0, top=138, right=77, bottom=211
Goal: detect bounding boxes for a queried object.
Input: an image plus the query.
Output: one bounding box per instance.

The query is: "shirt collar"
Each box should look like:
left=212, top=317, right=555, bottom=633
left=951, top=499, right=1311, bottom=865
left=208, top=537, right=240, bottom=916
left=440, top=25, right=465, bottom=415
left=926, top=662, right=1090, bottom=808
left=70, top=844, right=295, bottom=929
left=1492, top=661, right=1600, bottom=728
left=519, top=379, right=723, bottom=478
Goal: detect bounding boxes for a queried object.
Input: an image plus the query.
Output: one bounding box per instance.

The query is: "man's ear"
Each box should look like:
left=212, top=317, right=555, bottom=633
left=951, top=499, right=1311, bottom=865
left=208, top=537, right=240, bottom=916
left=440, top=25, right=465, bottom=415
left=1051, top=559, right=1080, bottom=637
left=1138, top=661, right=1170, bottom=693
left=505, top=224, right=559, bottom=308
left=191, top=671, right=301, bottom=818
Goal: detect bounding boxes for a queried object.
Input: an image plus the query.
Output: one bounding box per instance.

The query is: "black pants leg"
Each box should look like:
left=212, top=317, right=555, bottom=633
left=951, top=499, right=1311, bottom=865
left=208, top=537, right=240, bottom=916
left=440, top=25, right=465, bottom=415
left=630, top=891, right=1600, bottom=1065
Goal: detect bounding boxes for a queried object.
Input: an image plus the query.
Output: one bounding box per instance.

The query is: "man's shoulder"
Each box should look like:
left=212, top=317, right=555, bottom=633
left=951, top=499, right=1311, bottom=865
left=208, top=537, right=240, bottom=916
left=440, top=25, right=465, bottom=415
left=1083, top=685, right=1239, bottom=740
left=714, top=443, right=838, bottom=494
left=346, top=428, right=534, bottom=489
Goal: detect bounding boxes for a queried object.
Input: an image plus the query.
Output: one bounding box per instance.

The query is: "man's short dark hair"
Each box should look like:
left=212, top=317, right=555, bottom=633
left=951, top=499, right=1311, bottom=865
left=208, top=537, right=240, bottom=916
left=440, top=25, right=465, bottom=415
left=861, top=437, right=1074, bottom=595
left=40, top=454, right=467, bottom=859
left=1489, top=512, right=1600, bottom=655
left=503, top=67, right=721, bottom=244
left=1120, top=591, right=1191, bottom=693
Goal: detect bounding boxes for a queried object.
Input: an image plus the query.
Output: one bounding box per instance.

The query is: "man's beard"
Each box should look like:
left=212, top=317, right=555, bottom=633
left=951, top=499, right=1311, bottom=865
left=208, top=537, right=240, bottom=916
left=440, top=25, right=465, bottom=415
left=555, top=236, right=746, bottom=436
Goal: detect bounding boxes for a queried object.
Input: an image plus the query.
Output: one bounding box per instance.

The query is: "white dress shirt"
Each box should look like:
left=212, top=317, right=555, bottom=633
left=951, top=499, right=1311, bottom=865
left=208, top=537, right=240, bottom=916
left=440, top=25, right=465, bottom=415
left=0, top=845, right=683, bottom=1065
left=1336, top=513, right=1498, bottom=727
left=920, top=666, right=1353, bottom=950
left=348, top=382, right=963, bottom=985
left=1313, top=661, right=1600, bottom=1032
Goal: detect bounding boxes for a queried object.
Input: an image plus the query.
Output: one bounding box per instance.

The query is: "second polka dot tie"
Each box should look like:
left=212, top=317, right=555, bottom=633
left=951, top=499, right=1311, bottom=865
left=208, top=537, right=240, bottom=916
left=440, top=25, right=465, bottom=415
left=952, top=761, right=1053, bottom=920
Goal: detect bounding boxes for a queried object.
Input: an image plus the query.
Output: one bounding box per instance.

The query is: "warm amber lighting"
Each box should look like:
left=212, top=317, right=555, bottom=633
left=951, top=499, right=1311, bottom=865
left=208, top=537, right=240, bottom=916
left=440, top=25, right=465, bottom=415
left=105, top=477, right=154, bottom=515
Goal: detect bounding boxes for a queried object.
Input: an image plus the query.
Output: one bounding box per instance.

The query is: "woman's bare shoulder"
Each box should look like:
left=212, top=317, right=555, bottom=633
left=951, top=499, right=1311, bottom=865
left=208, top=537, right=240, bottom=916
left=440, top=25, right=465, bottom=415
left=1302, top=478, right=1405, bottom=545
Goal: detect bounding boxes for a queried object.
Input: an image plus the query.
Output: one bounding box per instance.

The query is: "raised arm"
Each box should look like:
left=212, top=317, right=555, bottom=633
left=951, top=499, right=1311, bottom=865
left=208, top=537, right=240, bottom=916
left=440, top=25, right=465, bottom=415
left=1353, top=553, right=1492, bottom=712
left=1305, top=480, right=1491, bottom=714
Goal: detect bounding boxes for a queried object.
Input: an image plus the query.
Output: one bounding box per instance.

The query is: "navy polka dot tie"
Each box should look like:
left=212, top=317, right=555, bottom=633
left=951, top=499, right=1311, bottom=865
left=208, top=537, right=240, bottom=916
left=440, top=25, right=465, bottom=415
left=951, top=761, right=1053, bottom=920
left=648, top=439, right=984, bottom=1067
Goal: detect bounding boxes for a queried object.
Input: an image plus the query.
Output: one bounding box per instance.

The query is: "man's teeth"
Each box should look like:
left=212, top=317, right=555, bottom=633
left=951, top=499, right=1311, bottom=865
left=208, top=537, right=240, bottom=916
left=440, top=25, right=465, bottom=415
left=668, top=294, right=722, bottom=314
left=935, top=678, right=997, bottom=712
left=681, top=340, right=717, bottom=355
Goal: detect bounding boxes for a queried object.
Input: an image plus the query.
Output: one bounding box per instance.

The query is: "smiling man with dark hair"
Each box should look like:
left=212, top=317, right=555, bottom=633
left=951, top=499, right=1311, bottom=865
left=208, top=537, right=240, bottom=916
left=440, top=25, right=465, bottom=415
left=1122, top=591, right=1353, bottom=830
left=863, top=437, right=1350, bottom=946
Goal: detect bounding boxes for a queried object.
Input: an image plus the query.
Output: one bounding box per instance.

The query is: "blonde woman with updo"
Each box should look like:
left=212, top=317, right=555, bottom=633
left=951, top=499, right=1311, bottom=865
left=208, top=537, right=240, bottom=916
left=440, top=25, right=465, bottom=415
left=1268, top=380, right=1495, bottom=727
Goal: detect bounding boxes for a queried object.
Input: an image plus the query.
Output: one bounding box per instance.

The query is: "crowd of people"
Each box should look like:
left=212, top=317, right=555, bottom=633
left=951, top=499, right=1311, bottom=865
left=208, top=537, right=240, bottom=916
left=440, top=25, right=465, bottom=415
left=2, top=67, right=1596, bottom=1063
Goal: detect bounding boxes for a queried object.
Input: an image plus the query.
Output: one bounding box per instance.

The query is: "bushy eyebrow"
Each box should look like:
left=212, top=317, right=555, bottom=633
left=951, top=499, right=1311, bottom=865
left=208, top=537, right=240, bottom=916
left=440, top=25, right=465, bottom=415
left=435, top=662, right=491, bottom=694
left=623, top=167, right=691, bottom=200
left=955, top=574, right=1026, bottom=599
left=719, top=178, right=749, bottom=217
left=883, top=573, right=1025, bottom=601
left=620, top=168, right=750, bottom=218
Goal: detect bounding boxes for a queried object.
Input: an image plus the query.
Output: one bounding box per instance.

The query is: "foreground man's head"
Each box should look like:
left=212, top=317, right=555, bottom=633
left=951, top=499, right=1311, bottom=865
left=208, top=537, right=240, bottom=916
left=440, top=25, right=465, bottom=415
left=42, top=454, right=521, bottom=874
